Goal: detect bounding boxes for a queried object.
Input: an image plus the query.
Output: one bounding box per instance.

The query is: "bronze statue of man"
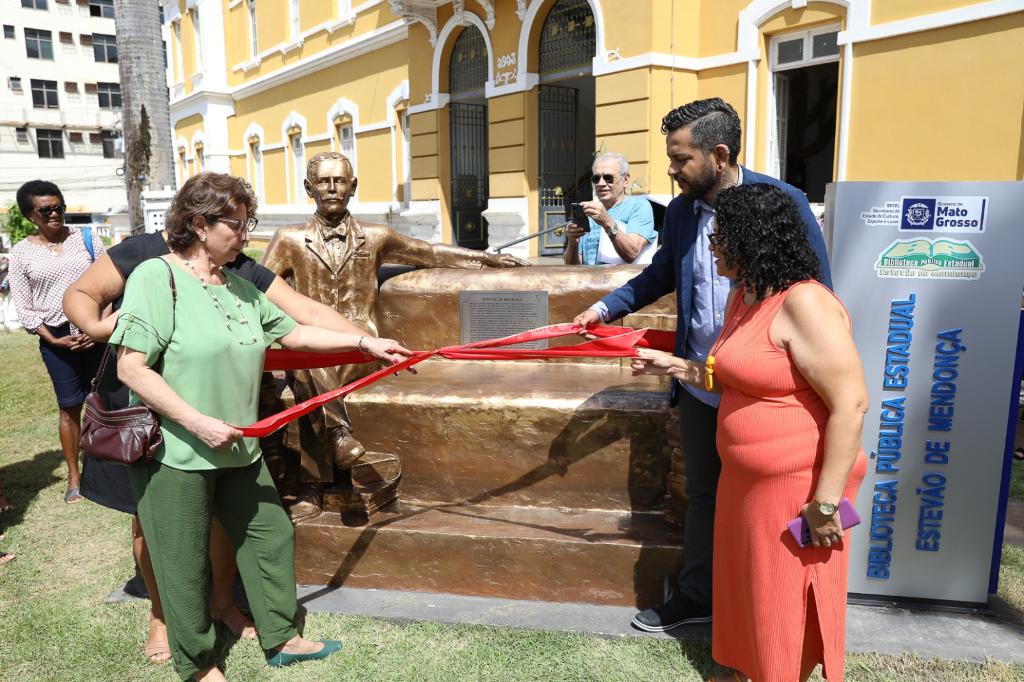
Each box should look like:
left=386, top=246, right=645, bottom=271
left=263, top=151, right=529, bottom=521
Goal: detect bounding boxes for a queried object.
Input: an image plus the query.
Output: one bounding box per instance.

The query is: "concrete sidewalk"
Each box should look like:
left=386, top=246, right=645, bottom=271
left=288, top=584, right=1024, bottom=665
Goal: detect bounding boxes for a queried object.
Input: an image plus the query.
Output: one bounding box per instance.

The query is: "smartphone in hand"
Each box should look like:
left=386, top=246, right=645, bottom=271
left=787, top=498, right=861, bottom=548
left=569, top=202, right=589, bottom=228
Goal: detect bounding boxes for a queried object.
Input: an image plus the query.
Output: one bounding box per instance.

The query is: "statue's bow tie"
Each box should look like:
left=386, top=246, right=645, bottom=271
left=323, top=226, right=347, bottom=240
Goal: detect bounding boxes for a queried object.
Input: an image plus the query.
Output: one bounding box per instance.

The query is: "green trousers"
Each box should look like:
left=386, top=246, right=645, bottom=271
left=130, top=457, right=298, bottom=681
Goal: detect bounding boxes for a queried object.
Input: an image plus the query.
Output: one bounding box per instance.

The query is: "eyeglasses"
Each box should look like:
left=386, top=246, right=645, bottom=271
left=591, top=174, right=616, bottom=185
left=35, top=204, right=66, bottom=217
left=214, top=216, right=258, bottom=233
left=708, top=232, right=721, bottom=248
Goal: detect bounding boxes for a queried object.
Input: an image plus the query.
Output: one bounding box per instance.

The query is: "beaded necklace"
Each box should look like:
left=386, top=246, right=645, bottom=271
left=179, top=254, right=259, bottom=346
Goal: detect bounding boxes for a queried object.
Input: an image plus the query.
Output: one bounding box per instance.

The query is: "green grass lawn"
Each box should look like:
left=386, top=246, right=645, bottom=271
left=1, top=330, right=1022, bottom=681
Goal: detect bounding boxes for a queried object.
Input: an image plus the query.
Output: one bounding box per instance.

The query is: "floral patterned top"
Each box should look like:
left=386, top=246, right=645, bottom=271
left=7, top=227, right=105, bottom=333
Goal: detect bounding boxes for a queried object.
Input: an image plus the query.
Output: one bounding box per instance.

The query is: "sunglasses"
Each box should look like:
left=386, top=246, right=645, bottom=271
left=708, top=232, right=722, bottom=247
left=36, top=204, right=66, bottom=217
left=591, top=174, right=616, bottom=185
left=213, top=216, right=259, bottom=232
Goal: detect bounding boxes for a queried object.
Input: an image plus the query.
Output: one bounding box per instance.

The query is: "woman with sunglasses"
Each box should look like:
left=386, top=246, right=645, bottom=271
left=563, top=152, right=657, bottom=266
left=109, top=172, right=409, bottom=681
left=7, top=180, right=106, bottom=504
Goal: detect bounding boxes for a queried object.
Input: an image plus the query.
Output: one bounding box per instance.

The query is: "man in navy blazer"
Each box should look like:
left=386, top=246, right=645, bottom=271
left=574, top=98, right=832, bottom=633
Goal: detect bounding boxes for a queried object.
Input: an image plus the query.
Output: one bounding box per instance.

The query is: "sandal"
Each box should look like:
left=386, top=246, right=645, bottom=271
left=211, top=606, right=258, bottom=640
left=0, top=551, right=13, bottom=566
left=144, top=618, right=171, bottom=664
left=1014, top=447, right=1024, bottom=462
left=64, top=487, right=83, bottom=504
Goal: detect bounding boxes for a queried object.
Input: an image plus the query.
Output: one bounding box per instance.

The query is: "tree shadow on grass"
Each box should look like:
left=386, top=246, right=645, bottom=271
left=0, top=449, right=63, bottom=535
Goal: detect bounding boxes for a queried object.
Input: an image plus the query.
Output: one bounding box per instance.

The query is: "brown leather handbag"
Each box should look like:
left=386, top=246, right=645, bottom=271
left=80, top=260, right=176, bottom=465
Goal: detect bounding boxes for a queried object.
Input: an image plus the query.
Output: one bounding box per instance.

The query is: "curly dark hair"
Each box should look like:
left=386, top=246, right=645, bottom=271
left=16, top=180, right=64, bottom=216
left=713, top=183, right=820, bottom=299
left=660, top=98, right=742, bottom=164
left=164, top=172, right=257, bottom=252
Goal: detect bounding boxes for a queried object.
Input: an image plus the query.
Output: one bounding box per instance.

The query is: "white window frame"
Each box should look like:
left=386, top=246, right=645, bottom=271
left=252, top=141, right=265, bottom=203
left=190, top=8, right=203, bottom=73
left=289, top=0, right=300, bottom=43
left=291, top=133, right=305, bottom=204
left=766, top=24, right=841, bottom=180
left=172, top=20, right=184, bottom=83
left=401, top=110, right=411, bottom=204
left=769, top=24, right=840, bottom=72
left=247, top=0, right=258, bottom=58
left=337, top=122, right=355, bottom=164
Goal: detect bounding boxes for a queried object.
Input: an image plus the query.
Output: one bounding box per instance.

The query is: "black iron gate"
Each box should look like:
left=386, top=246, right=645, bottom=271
left=448, top=26, right=488, bottom=250
left=450, top=102, right=488, bottom=250
left=538, top=85, right=577, bottom=255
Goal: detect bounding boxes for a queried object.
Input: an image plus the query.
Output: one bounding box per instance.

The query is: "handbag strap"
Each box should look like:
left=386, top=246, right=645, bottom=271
left=91, top=257, right=177, bottom=390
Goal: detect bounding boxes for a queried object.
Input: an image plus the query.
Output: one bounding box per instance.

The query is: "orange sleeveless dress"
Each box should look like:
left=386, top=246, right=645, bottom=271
left=710, top=281, right=867, bottom=682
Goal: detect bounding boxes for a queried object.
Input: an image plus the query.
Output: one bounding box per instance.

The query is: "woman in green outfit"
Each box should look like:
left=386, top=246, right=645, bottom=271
left=111, top=173, right=412, bottom=682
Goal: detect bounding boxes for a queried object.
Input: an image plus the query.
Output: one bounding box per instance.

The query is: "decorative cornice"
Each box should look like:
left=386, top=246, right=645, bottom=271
left=231, top=20, right=407, bottom=100
left=474, top=0, right=495, bottom=29
left=388, top=0, right=439, bottom=46
left=515, top=0, right=526, bottom=22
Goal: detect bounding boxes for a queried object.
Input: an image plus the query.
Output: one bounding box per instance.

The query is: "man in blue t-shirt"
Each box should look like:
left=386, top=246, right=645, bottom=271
left=563, top=152, right=658, bottom=266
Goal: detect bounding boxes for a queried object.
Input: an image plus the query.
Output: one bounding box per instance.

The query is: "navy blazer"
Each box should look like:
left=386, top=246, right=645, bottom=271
left=599, top=168, right=833, bottom=362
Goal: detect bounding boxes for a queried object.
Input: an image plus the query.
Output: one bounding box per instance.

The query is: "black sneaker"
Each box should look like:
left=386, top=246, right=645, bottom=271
left=123, top=571, right=150, bottom=600
left=631, top=594, right=711, bottom=632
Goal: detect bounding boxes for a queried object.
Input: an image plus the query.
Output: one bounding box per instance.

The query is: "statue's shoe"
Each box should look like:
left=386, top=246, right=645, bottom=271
left=332, top=433, right=366, bottom=469
left=288, top=485, right=324, bottom=523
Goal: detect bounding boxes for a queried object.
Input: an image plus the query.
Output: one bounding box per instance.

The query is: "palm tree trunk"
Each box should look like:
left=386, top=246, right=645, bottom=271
left=114, top=0, right=175, bottom=235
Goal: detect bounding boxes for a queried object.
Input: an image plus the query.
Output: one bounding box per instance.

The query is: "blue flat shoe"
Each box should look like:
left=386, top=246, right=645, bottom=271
left=265, top=639, right=342, bottom=668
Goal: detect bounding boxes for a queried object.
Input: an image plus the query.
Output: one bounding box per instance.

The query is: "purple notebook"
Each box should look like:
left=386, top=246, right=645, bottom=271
left=787, top=498, right=861, bottom=548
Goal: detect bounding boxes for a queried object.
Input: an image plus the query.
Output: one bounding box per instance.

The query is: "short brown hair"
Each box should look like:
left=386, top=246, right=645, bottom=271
left=306, top=151, right=353, bottom=183
left=164, top=172, right=257, bottom=252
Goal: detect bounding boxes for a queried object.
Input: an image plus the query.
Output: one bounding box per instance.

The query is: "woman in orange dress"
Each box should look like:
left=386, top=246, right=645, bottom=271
left=632, top=183, right=868, bottom=682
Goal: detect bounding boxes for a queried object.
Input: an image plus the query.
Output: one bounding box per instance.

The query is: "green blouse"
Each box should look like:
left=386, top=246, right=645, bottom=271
left=109, top=258, right=297, bottom=471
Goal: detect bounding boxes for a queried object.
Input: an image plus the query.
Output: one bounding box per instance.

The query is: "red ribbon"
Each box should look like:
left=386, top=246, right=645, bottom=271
left=240, top=323, right=674, bottom=437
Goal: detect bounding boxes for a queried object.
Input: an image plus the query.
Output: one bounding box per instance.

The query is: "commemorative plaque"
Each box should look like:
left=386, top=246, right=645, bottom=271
left=459, top=291, right=549, bottom=349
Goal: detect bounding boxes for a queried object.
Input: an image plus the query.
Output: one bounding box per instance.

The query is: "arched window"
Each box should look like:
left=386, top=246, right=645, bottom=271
left=177, top=146, right=188, bottom=181
left=248, top=135, right=264, bottom=202
left=536, top=0, right=597, bottom=256
left=538, top=0, right=595, bottom=79
left=449, top=25, right=487, bottom=99
left=289, top=0, right=300, bottom=42
left=247, top=0, right=258, bottom=58
left=289, top=130, right=304, bottom=203
left=448, top=25, right=489, bottom=250
left=189, top=8, right=202, bottom=71
left=334, top=114, right=355, bottom=166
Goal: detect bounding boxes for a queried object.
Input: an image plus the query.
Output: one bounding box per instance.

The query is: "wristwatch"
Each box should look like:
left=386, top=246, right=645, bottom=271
left=606, top=221, right=619, bottom=236
left=815, top=500, right=838, bottom=516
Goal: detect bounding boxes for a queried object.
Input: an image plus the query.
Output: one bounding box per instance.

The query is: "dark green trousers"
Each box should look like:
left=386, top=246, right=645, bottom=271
left=130, top=457, right=298, bottom=680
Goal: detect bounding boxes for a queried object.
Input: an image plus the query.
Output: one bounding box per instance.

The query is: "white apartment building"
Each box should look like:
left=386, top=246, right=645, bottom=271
left=0, top=0, right=125, bottom=220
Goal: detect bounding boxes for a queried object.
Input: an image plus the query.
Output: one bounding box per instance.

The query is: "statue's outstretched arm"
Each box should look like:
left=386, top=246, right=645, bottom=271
left=383, top=229, right=530, bottom=269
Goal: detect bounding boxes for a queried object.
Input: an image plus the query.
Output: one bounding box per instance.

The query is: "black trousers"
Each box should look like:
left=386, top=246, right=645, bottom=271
left=674, top=387, right=722, bottom=607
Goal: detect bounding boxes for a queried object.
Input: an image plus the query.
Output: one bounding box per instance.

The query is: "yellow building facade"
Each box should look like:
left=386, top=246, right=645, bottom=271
left=163, top=0, right=1024, bottom=257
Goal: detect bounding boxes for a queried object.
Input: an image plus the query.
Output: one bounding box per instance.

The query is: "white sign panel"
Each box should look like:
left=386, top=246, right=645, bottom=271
left=829, top=181, right=1024, bottom=604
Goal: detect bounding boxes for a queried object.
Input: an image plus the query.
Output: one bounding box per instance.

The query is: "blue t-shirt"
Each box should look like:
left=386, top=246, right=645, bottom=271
left=577, top=196, right=656, bottom=265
